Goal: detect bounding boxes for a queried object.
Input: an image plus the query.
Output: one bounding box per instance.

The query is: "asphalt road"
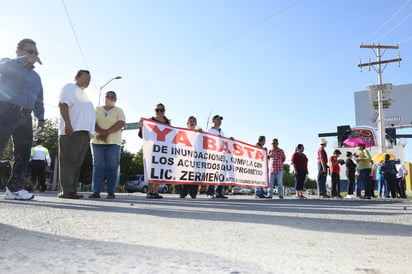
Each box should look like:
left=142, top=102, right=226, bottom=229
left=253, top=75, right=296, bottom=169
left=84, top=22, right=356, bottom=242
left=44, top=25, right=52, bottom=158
left=0, top=192, right=411, bottom=274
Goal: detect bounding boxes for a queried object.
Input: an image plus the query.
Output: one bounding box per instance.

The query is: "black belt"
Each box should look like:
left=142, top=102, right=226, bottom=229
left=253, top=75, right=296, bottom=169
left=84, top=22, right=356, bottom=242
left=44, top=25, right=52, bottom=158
left=0, top=101, right=31, bottom=113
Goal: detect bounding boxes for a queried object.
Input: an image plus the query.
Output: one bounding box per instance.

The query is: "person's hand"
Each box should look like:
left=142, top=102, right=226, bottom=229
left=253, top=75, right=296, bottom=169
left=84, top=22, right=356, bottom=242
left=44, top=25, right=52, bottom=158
left=37, top=120, right=45, bottom=133
left=65, top=124, right=74, bottom=136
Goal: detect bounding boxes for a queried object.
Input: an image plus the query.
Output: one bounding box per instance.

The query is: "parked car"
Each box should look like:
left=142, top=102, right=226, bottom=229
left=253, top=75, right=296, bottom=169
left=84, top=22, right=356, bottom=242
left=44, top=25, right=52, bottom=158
left=231, top=187, right=252, bottom=195
left=124, top=174, right=168, bottom=193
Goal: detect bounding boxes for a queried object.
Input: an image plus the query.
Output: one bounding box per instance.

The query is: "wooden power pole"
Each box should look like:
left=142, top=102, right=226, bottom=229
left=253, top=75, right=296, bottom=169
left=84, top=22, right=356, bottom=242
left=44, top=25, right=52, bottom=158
left=358, top=43, right=402, bottom=153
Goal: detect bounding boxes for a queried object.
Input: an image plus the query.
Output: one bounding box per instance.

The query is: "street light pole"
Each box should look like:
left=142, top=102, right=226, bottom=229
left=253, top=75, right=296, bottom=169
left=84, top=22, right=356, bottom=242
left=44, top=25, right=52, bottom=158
left=99, top=76, right=122, bottom=106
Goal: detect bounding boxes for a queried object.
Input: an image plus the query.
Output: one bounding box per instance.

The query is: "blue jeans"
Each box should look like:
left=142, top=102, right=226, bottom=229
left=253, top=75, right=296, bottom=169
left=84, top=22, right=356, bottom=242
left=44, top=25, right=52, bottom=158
left=0, top=105, right=32, bottom=192
left=377, top=178, right=387, bottom=197
left=317, top=162, right=327, bottom=196
left=255, top=187, right=264, bottom=197
left=355, top=176, right=362, bottom=197
left=269, top=171, right=283, bottom=197
left=359, top=168, right=372, bottom=197
left=91, top=144, right=120, bottom=194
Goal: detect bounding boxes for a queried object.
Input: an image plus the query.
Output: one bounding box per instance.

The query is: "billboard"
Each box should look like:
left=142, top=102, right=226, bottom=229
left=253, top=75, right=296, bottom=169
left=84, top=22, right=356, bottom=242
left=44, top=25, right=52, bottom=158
left=354, top=83, right=412, bottom=127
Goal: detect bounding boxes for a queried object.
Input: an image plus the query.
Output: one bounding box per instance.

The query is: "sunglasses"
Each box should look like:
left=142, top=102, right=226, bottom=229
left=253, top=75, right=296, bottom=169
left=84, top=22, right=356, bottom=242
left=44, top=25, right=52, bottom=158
left=23, top=48, right=39, bottom=56
left=155, top=108, right=165, bottom=112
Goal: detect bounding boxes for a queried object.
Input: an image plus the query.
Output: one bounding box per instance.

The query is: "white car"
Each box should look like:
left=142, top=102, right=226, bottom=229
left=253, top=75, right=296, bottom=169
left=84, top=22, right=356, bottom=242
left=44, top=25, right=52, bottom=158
left=231, top=187, right=252, bottom=195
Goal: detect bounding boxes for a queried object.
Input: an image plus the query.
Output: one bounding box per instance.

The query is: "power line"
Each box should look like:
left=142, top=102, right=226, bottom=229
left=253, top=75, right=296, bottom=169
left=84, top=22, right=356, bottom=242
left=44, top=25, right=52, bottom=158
left=362, top=0, right=410, bottom=43
left=61, top=0, right=99, bottom=95
left=139, top=0, right=303, bottom=88
left=61, top=0, right=90, bottom=69
left=375, top=11, right=412, bottom=41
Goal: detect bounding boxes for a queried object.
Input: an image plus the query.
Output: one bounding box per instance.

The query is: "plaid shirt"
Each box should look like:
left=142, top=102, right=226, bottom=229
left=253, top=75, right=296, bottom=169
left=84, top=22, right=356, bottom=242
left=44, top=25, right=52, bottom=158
left=268, top=148, right=285, bottom=174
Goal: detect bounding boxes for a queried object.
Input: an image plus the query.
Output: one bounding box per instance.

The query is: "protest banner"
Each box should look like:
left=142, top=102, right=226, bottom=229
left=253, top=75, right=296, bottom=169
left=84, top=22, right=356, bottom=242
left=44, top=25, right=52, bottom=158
left=142, top=118, right=268, bottom=187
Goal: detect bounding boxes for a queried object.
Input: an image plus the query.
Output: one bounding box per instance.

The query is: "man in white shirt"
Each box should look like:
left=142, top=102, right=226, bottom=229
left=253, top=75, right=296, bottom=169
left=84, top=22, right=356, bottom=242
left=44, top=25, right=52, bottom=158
left=206, top=115, right=228, bottom=199
left=30, top=139, right=51, bottom=192
left=58, top=70, right=95, bottom=199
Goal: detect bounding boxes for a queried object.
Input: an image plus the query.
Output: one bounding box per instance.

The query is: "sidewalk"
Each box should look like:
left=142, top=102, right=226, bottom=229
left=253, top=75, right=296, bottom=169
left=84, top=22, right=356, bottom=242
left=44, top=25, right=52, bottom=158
left=0, top=191, right=411, bottom=273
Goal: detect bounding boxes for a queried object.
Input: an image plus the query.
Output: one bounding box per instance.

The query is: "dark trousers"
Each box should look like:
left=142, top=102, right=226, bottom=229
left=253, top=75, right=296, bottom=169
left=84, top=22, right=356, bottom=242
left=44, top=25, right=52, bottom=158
left=58, top=132, right=90, bottom=195
left=347, top=173, right=355, bottom=195
left=179, top=184, right=198, bottom=198
left=396, top=178, right=407, bottom=198
left=0, top=105, right=32, bottom=192
left=331, top=172, right=340, bottom=197
left=31, top=160, right=47, bottom=189
left=206, top=185, right=223, bottom=196
left=385, top=175, right=397, bottom=198
left=359, top=168, right=372, bottom=197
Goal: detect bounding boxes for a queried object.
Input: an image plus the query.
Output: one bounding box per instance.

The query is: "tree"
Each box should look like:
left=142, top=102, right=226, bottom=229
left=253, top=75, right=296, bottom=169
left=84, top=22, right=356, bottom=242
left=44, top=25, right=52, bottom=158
left=33, top=118, right=59, bottom=167
left=282, top=164, right=295, bottom=187
left=304, top=177, right=317, bottom=190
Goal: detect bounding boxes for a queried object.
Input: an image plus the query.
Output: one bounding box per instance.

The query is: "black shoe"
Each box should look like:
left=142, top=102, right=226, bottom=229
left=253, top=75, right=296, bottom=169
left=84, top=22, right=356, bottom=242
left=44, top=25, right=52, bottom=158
left=88, top=192, right=101, bottom=198
left=107, top=193, right=115, bottom=199
left=153, top=193, right=163, bottom=199
left=59, top=192, right=83, bottom=199
left=215, top=194, right=228, bottom=199
left=146, top=193, right=155, bottom=199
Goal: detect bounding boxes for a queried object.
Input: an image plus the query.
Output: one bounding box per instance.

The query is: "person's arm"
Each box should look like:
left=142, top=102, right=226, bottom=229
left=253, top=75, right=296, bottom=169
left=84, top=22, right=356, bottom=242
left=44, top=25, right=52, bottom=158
left=97, top=121, right=125, bottom=141
left=59, top=103, right=73, bottom=136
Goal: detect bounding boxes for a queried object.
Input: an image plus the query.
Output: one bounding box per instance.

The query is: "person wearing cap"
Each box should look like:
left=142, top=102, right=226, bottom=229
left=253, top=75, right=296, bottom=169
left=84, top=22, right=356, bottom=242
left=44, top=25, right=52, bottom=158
left=317, top=138, right=329, bottom=198
left=254, top=136, right=268, bottom=198
left=1, top=38, right=44, bottom=201
left=206, top=115, right=228, bottom=199
left=30, top=139, right=51, bottom=192
left=267, top=138, right=286, bottom=199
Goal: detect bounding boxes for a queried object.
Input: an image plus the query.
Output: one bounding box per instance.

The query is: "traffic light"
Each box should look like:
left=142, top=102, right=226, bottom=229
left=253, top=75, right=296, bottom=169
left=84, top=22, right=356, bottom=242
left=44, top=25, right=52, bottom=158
left=337, top=125, right=352, bottom=147
left=385, top=128, right=396, bottom=145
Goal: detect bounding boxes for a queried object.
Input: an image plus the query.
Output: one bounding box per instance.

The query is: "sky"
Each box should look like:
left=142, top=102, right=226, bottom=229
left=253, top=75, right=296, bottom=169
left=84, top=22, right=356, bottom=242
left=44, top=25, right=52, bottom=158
left=1, top=0, right=412, bottom=178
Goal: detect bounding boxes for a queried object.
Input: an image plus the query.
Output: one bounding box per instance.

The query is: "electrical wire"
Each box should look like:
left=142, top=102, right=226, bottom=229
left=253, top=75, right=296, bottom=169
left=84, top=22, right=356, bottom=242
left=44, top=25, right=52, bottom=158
left=362, top=0, right=410, bottom=43
left=375, top=11, right=412, bottom=41
left=61, top=0, right=99, bottom=95
left=139, top=0, right=303, bottom=88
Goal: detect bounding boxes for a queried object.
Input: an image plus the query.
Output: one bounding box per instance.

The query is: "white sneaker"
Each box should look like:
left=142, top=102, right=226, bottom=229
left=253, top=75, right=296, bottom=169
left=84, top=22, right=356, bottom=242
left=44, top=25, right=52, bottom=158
left=345, top=195, right=352, bottom=199
left=4, top=188, right=34, bottom=200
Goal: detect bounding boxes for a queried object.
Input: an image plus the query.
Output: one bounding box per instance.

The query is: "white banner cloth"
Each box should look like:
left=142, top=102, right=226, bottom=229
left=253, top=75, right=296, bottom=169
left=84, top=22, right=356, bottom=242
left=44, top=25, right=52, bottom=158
left=142, top=119, right=268, bottom=187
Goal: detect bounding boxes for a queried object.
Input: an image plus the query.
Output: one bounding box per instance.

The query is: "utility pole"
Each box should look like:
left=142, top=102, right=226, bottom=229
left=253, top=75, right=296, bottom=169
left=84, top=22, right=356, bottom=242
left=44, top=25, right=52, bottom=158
left=358, top=43, right=402, bottom=153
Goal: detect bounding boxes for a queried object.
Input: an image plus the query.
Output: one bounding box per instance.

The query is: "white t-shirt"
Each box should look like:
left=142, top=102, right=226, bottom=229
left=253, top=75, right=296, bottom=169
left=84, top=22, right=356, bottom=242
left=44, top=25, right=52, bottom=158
left=58, top=83, right=95, bottom=136
left=208, top=127, right=224, bottom=137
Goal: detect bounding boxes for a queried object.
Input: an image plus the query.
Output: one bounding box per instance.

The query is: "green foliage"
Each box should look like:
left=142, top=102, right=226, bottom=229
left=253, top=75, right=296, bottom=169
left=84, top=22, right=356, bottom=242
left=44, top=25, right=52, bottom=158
left=33, top=118, right=59, bottom=166
left=118, top=147, right=144, bottom=186
left=282, top=164, right=295, bottom=187
left=304, top=177, right=317, bottom=190
left=0, top=138, right=13, bottom=160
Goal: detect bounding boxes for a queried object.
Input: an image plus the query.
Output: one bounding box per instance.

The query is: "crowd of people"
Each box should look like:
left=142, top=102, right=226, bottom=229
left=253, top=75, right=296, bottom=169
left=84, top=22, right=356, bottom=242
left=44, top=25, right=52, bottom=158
left=0, top=38, right=409, bottom=201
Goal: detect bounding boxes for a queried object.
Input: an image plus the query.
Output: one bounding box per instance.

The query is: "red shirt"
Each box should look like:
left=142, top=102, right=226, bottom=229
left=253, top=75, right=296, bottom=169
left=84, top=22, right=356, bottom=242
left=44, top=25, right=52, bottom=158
left=329, top=155, right=340, bottom=173
left=291, top=152, right=308, bottom=172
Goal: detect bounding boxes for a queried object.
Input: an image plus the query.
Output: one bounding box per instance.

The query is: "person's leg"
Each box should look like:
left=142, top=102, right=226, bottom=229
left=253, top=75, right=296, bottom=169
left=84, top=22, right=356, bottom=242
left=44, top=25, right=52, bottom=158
left=104, top=145, right=120, bottom=194
left=276, top=171, right=284, bottom=197
left=360, top=169, right=372, bottom=197
left=206, top=185, right=215, bottom=196
left=255, top=187, right=263, bottom=197
left=30, top=161, right=40, bottom=189
left=91, top=144, right=105, bottom=194
left=268, top=173, right=275, bottom=197
left=215, top=185, right=223, bottom=195
left=59, top=132, right=90, bottom=196
left=8, top=113, right=32, bottom=192
left=331, top=173, right=337, bottom=197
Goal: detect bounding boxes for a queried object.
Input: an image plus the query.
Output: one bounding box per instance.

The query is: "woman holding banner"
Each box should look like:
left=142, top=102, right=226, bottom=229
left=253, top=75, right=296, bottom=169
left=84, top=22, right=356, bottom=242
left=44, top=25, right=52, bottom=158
left=138, top=103, right=171, bottom=199
left=179, top=116, right=199, bottom=199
